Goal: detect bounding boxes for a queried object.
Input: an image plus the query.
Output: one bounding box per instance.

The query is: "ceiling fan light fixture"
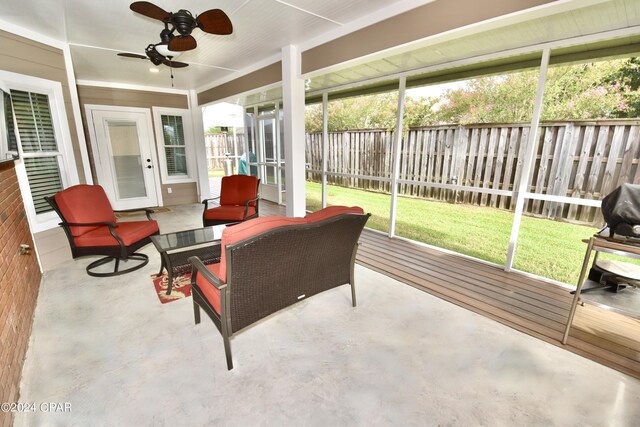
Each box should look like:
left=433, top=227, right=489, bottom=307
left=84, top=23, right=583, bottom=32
left=149, top=67, right=160, bottom=73
left=154, top=43, right=180, bottom=58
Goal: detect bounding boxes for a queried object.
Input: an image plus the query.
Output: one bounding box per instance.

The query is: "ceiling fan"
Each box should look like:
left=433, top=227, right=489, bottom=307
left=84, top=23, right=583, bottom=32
left=129, top=1, right=233, bottom=52
left=117, top=42, right=188, bottom=87
left=117, top=44, right=188, bottom=69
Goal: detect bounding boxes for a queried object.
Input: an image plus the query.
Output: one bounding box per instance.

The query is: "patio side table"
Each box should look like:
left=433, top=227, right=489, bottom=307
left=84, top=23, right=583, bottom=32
left=151, top=225, right=226, bottom=295
left=562, top=235, right=640, bottom=344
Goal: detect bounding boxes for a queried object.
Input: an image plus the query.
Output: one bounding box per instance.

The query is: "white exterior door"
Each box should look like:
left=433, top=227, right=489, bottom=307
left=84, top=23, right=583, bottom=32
left=89, top=107, right=160, bottom=210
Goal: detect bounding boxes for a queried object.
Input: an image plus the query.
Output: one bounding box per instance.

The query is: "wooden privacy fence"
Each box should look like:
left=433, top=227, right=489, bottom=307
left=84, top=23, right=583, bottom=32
left=205, top=133, right=245, bottom=169
left=305, top=120, right=640, bottom=225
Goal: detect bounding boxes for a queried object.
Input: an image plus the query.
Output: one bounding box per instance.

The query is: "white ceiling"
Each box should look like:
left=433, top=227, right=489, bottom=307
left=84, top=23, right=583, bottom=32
left=0, top=0, right=427, bottom=91
left=1, top=0, right=639, bottom=102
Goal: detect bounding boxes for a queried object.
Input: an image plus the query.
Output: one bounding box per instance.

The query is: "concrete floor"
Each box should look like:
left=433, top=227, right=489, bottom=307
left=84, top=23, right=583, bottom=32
left=15, top=204, right=640, bottom=426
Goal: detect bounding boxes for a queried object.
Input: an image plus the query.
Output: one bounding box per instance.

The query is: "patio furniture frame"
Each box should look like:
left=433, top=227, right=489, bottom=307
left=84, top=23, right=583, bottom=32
left=202, top=175, right=260, bottom=226
left=189, top=212, right=370, bottom=370
left=45, top=195, right=159, bottom=277
left=151, top=226, right=225, bottom=294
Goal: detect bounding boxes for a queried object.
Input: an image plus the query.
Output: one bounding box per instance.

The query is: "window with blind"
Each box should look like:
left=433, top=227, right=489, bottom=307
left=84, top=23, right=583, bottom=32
left=161, top=114, right=187, bottom=176
left=11, top=90, right=64, bottom=214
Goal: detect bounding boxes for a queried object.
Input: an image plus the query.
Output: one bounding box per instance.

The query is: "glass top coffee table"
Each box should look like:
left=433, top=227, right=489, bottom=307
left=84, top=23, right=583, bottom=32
left=151, top=225, right=227, bottom=295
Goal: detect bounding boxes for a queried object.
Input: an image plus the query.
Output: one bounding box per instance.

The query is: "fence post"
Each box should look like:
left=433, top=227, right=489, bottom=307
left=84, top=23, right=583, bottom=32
left=389, top=77, right=406, bottom=238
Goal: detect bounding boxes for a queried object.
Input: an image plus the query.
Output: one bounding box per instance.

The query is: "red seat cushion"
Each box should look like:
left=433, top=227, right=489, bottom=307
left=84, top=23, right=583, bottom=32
left=203, top=205, right=257, bottom=221
left=74, top=220, right=159, bottom=247
left=304, top=206, right=364, bottom=223
left=219, top=175, right=259, bottom=207
left=217, top=216, right=306, bottom=282
left=196, top=263, right=222, bottom=314
left=54, top=185, right=116, bottom=237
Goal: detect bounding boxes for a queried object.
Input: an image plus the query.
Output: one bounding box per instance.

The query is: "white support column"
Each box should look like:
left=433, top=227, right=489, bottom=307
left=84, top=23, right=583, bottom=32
left=282, top=44, right=306, bottom=217
left=322, top=92, right=329, bottom=208
left=505, top=48, right=551, bottom=271
left=62, top=45, right=93, bottom=185
left=232, top=126, right=238, bottom=173
left=389, top=77, right=406, bottom=238
left=188, top=89, right=211, bottom=201
left=275, top=103, right=283, bottom=206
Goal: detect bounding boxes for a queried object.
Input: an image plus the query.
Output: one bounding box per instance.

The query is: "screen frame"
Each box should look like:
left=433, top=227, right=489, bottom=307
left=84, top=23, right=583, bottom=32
left=0, top=85, right=19, bottom=164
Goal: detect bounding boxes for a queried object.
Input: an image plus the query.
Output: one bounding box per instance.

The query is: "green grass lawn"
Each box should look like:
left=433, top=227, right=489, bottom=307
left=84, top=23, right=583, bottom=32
left=306, top=181, right=604, bottom=286
left=208, top=169, right=225, bottom=178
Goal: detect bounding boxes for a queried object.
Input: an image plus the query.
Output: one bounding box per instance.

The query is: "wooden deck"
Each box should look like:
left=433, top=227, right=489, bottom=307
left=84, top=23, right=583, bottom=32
left=261, top=201, right=640, bottom=379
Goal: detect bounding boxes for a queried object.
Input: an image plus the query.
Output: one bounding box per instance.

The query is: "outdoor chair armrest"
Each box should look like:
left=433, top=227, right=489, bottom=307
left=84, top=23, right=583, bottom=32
left=242, top=195, right=260, bottom=206
left=60, top=220, right=118, bottom=228
left=189, top=256, right=227, bottom=290
left=242, top=195, right=260, bottom=219
left=60, top=220, right=126, bottom=251
left=202, top=196, right=221, bottom=209
left=114, top=207, right=154, bottom=220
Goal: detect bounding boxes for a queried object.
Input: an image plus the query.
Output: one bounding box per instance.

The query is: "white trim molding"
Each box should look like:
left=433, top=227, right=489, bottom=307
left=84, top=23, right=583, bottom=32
left=0, top=70, right=80, bottom=233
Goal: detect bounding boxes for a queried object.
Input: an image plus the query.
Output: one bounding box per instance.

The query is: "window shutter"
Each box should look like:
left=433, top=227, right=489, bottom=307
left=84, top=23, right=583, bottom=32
left=11, top=91, right=58, bottom=152
left=23, top=157, right=63, bottom=214
left=11, top=90, right=63, bottom=214
left=161, top=115, right=187, bottom=176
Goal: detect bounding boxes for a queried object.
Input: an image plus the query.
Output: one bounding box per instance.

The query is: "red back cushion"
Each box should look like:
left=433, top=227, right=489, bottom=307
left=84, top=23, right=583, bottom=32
left=54, top=185, right=116, bottom=237
left=304, top=206, right=364, bottom=223
left=220, top=175, right=259, bottom=206
left=217, top=216, right=306, bottom=282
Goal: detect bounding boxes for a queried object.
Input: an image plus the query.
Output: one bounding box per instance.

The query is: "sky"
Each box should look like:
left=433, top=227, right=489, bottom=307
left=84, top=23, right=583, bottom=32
left=202, top=102, right=244, bottom=129
left=406, top=80, right=465, bottom=99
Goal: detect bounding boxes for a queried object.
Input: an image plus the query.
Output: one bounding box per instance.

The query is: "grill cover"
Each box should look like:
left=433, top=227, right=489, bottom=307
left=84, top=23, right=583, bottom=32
left=601, top=183, right=640, bottom=236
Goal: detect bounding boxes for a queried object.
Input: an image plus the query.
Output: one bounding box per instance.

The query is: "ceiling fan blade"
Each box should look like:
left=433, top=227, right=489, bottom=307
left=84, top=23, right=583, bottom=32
left=162, top=59, right=189, bottom=68
left=196, top=9, right=233, bottom=35
left=168, top=35, right=197, bottom=52
left=117, top=52, right=148, bottom=60
left=130, top=1, right=170, bottom=21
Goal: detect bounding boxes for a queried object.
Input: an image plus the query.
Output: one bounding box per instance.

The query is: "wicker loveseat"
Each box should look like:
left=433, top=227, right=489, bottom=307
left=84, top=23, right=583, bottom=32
left=188, top=206, right=370, bottom=370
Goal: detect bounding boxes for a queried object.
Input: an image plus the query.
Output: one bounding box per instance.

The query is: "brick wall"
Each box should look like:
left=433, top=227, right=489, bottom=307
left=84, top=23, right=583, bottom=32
left=0, top=161, right=42, bottom=427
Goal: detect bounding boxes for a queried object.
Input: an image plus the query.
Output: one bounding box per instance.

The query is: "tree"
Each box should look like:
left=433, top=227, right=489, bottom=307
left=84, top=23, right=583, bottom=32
left=205, top=126, right=224, bottom=135
left=305, top=58, right=638, bottom=131
left=541, top=61, right=630, bottom=120
left=603, top=57, right=640, bottom=118
left=306, top=92, right=399, bottom=132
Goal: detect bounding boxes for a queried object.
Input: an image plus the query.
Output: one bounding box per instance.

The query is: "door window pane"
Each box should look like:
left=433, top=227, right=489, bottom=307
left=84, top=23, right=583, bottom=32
left=107, top=120, right=147, bottom=199
left=261, top=118, right=276, bottom=162
left=266, top=166, right=277, bottom=185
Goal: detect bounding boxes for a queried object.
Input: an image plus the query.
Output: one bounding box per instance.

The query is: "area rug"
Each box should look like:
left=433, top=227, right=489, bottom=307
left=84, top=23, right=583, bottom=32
left=150, top=272, right=191, bottom=304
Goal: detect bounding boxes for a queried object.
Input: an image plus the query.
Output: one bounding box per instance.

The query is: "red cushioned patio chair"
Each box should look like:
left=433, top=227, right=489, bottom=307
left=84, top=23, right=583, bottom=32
left=45, top=184, right=160, bottom=277
left=202, top=174, right=260, bottom=226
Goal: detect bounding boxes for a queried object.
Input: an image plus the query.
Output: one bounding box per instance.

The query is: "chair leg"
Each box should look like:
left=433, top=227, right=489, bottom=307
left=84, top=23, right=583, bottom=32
left=193, top=300, right=201, bottom=324
left=86, top=253, right=149, bottom=277
left=223, top=333, right=233, bottom=370
left=350, top=259, right=357, bottom=307
left=221, top=314, right=233, bottom=370
left=350, top=282, right=357, bottom=307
